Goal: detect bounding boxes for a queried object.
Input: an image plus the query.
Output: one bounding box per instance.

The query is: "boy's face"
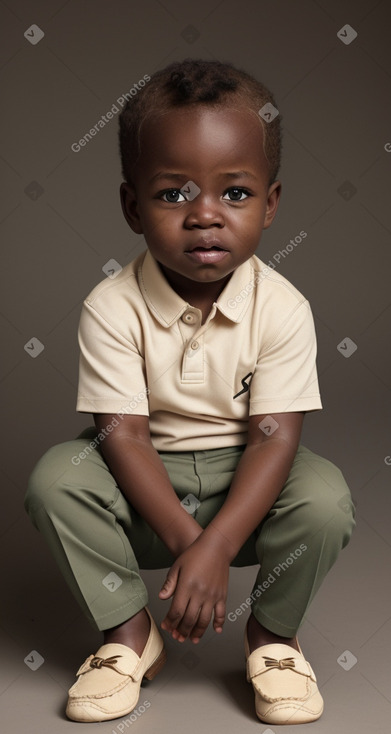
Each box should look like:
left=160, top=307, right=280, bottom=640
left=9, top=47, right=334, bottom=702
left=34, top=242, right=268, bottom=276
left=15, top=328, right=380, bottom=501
left=120, top=105, right=281, bottom=295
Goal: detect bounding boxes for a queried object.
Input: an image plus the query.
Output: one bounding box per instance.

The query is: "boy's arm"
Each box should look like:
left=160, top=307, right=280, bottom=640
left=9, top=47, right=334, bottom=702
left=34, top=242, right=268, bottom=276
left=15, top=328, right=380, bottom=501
left=200, top=411, right=304, bottom=556
left=93, top=413, right=203, bottom=557
left=159, top=411, right=304, bottom=642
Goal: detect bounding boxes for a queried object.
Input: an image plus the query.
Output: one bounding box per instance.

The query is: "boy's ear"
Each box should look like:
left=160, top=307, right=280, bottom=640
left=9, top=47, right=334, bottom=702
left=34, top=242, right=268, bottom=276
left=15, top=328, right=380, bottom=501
left=263, top=180, right=282, bottom=229
left=120, top=182, right=143, bottom=234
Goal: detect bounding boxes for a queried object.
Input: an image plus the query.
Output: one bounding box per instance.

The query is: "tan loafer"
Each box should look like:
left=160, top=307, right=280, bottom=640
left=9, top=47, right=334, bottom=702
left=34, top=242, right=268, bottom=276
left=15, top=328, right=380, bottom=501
left=244, top=630, right=324, bottom=724
left=66, top=608, right=166, bottom=722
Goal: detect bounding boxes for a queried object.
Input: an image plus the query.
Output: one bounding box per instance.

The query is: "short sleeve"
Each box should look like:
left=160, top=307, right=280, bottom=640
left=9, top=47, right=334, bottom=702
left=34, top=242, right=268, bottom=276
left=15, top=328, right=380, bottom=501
left=76, top=300, right=149, bottom=415
left=249, top=300, right=322, bottom=415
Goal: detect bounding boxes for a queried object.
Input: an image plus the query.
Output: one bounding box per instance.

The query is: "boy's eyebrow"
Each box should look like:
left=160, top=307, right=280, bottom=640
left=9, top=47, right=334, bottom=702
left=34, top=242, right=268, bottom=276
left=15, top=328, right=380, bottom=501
left=223, top=170, right=258, bottom=181
left=150, top=172, right=186, bottom=184
left=150, top=170, right=258, bottom=184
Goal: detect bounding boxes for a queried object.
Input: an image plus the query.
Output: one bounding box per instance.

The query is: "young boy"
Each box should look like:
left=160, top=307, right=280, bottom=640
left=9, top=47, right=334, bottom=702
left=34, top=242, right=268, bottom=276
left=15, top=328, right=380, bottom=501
left=25, top=58, right=355, bottom=726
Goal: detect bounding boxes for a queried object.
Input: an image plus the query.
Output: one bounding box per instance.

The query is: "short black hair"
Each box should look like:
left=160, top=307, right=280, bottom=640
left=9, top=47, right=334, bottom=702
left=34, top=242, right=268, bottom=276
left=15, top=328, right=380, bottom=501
left=119, top=58, right=282, bottom=186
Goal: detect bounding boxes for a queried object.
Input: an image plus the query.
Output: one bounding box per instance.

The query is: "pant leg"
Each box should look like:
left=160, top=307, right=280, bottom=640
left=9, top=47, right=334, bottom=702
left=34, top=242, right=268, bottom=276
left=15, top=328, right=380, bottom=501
left=243, top=445, right=356, bottom=637
left=24, top=429, right=177, bottom=632
left=157, top=442, right=355, bottom=637
left=24, top=429, right=242, bottom=631
left=24, top=436, right=244, bottom=632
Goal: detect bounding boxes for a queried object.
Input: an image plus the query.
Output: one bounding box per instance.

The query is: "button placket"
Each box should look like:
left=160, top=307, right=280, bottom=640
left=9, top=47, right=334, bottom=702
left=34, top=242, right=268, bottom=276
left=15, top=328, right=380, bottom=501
left=177, top=309, right=200, bottom=347
left=180, top=306, right=217, bottom=383
left=182, top=332, right=204, bottom=382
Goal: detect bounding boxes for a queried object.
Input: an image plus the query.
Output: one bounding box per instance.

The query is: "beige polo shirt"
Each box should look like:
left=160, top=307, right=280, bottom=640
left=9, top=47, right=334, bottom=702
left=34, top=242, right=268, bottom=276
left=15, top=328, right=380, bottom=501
left=77, top=249, right=322, bottom=451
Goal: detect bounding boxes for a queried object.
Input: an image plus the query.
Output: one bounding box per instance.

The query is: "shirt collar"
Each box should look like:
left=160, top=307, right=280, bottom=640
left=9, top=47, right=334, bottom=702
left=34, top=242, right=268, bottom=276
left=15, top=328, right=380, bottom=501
left=138, top=249, right=256, bottom=327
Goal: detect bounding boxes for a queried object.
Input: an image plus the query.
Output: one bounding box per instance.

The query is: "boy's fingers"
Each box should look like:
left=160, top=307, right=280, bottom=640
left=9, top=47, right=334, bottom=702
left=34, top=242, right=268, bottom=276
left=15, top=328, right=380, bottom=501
left=160, top=587, right=189, bottom=632
left=158, top=567, right=178, bottom=599
left=189, top=605, right=213, bottom=642
left=162, top=590, right=190, bottom=630
left=213, top=600, right=226, bottom=633
left=172, top=600, right=203, bottom=640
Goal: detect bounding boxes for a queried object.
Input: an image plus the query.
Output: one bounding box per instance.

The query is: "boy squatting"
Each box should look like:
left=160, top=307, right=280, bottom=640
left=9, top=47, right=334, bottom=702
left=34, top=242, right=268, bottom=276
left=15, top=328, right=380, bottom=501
left=25, top=58, right=355, bottom=726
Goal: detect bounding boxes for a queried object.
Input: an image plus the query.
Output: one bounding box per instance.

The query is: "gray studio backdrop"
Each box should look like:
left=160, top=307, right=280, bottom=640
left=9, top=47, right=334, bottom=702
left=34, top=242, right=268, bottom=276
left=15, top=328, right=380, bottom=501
left=1, top=0, right=390, bottom=730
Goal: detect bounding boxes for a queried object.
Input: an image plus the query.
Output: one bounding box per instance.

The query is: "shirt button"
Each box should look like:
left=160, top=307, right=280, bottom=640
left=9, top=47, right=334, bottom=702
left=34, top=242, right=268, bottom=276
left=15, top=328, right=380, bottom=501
left=182, top=311, right=197, bottom=324
left=190, top=340, right=199, bottom=350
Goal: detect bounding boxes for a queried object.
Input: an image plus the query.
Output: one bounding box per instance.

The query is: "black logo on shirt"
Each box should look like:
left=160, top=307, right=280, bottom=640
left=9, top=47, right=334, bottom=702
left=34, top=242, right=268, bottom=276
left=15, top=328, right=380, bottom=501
left=233, top=372, right=253, bottom=399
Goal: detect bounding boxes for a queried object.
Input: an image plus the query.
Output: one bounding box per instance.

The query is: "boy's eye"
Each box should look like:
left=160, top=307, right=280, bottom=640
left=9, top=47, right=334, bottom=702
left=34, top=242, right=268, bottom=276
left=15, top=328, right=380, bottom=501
left=161, top=189, right=186, bottom=203
left=223, top=187, right=250, bottom=202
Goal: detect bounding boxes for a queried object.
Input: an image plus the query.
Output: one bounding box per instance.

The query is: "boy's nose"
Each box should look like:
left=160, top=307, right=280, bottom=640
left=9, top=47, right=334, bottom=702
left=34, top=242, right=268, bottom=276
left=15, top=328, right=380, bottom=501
left=183, top=194, right=224, bottom=228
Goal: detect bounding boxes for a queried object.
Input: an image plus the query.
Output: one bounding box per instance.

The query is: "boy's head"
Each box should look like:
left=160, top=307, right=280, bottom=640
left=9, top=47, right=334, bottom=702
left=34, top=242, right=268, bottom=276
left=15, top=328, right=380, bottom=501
left=118, top=59, right=282, bottom=298
left=119, top=58, right=281, bottom=187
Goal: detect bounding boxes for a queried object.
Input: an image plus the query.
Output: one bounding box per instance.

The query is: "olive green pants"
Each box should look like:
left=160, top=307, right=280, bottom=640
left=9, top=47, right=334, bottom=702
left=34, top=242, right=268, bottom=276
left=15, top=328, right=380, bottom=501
left=24, top=427, right=355, bottom=637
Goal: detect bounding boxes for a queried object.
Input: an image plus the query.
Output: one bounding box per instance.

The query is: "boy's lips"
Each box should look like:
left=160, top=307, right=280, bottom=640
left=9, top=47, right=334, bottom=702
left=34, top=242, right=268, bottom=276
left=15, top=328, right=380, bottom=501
left=184, top=239, right=229, bottom=264
left=185, top=248, right=229, bottom=264
left=185, top=239, right=228, bottom=253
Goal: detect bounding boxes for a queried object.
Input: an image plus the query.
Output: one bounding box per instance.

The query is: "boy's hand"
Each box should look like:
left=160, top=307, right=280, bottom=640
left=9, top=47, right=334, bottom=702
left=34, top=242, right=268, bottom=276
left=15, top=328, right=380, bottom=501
left=158, top=534, right=231, bottom=643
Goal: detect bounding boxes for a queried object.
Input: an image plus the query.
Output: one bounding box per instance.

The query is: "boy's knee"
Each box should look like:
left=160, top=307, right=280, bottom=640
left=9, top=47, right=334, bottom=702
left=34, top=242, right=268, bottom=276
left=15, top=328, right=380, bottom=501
left=24, top=442, right=80, bottom=519
left=301, top=459, right=356, bottom=548
left=296, top=447, right=355, bottom=547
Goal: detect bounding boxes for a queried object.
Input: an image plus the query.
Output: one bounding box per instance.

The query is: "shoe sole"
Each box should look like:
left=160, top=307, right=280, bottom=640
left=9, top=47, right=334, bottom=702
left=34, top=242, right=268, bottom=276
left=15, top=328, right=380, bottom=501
left=144, top=646, right=167, bottom=681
